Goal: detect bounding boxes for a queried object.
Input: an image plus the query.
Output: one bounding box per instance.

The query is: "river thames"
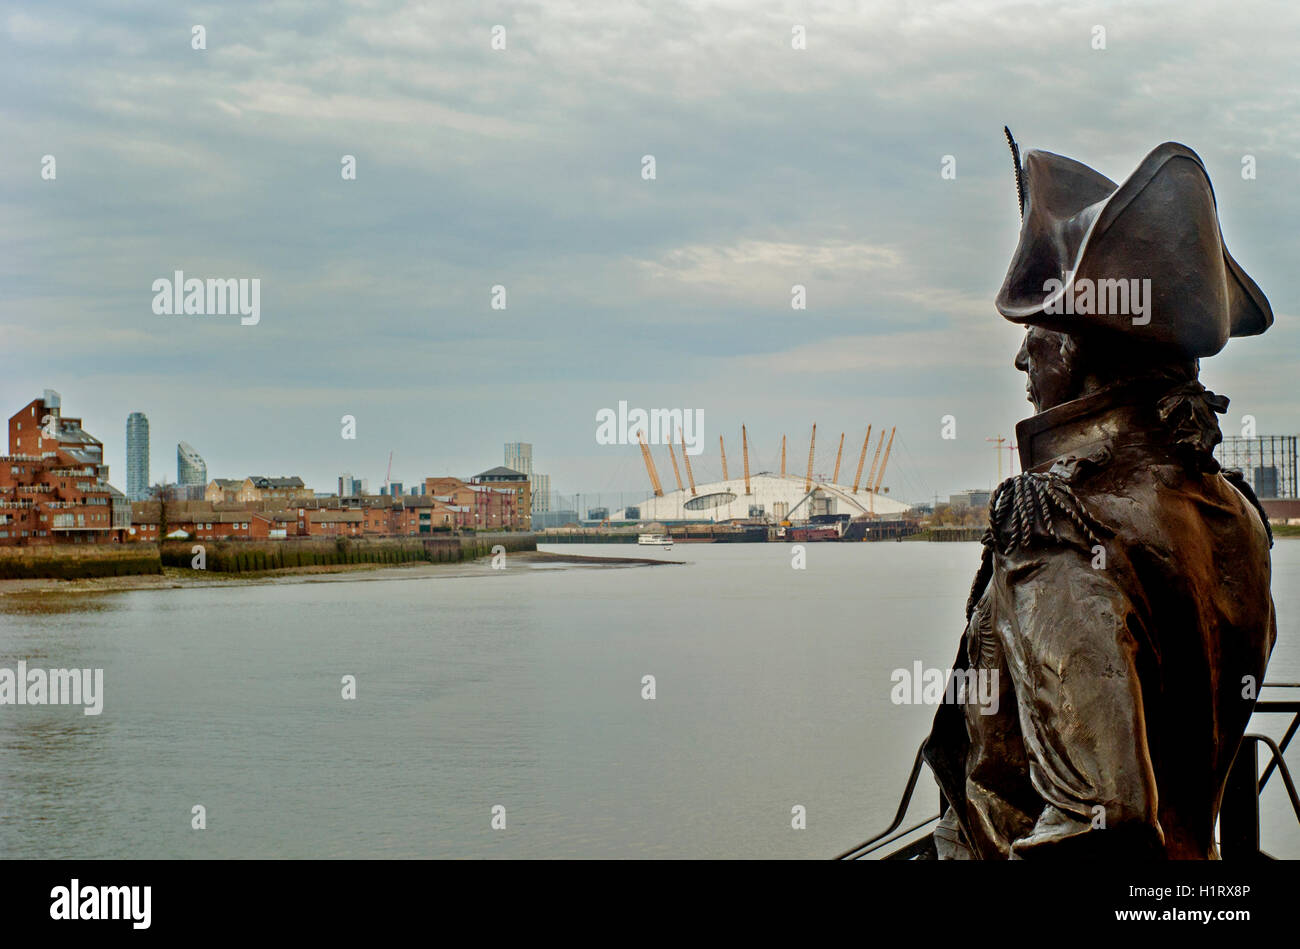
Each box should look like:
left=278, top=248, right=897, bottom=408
left=1, top=542, right=1297, bottom=859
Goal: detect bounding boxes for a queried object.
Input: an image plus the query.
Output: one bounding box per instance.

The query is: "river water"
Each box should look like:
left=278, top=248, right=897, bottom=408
left=0, top=542, right=1296, bottom=859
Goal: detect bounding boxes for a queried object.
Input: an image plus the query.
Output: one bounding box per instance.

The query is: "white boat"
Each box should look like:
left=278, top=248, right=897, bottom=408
left=637, top=533, right=673, bottom=548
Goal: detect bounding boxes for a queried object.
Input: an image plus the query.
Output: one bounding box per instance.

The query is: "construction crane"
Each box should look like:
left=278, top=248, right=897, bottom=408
left=832, top=432, right=845, bottom=484
left=804, top=423, right=817, bottom=492
left=986, top=435, right=1009, bottom=482
left=742, top=424, right=752, bottom=496
left=719, top=435, right=729, bottom=482
left=680, top=428, right=697, bottom=496
left=667, top=439, right=685, bottom=492
left=852, top=425, right=873, bottom=493
left=637, top=430, right=664, bottom=497
left=780, top=435, right=787, bottom=477
left=872, top=426, right=897, bottom=495
left=386, top=451, right=393, bottom=484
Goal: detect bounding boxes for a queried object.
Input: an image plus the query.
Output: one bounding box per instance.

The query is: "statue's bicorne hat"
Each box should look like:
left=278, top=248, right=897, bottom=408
left=995, top=133, right=1272, bottom=358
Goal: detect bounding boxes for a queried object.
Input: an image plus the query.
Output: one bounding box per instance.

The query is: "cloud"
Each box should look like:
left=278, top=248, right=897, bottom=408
left=730, top=326, right=1012, bottom=374
left=632, top=238, right=902, bottom=304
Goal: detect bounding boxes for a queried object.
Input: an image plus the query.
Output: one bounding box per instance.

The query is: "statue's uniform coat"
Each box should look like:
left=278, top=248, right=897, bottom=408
left=925, top=386, right=1276, bottom=858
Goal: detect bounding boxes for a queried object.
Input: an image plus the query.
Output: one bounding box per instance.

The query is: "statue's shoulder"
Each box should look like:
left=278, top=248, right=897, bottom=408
left=985, top=469, right=1110, bottom=556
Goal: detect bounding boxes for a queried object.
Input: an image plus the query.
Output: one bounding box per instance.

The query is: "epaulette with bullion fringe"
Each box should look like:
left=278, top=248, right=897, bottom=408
left=984, top=471, right=1108, bottom=556
left=963, top=472, right=1110, bottom=621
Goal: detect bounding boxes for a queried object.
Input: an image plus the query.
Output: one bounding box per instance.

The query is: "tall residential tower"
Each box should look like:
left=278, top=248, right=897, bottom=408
left=504, top=442, right=551, bottom=514
left=177, top=441, right=207, bottom=487
left=126, top=412, right=149, bottom=501
left=504, top=442, right=532, bottom=477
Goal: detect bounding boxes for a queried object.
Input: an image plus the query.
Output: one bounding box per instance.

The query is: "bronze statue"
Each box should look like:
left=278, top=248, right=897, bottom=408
left=923, top=133, right=1277, bottom=858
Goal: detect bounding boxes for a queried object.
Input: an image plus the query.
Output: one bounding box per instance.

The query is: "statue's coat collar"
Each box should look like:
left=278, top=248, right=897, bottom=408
left=1016, top=381, right=1174, bottom=472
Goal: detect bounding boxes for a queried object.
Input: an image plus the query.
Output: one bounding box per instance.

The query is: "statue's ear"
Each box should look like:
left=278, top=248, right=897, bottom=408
left=1056, top=330, right=1077, bottom=366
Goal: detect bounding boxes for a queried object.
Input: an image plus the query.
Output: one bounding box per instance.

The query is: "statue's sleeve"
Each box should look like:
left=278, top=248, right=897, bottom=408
left=990, top=547, right=1164, bottom=856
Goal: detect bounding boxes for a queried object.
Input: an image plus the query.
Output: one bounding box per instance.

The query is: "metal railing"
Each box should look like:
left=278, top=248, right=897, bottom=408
left=834, top=743, right=940, bottom=860
left=1221, top=682, right=1300, bottom=859
left=836, top=682, right=1300, bottom=860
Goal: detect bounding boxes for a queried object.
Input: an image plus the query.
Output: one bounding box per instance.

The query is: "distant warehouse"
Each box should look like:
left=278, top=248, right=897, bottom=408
left=948, top=489, right=991, bottom=510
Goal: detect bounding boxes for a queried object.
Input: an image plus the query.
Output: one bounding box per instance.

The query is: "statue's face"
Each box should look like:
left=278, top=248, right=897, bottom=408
left=1014, top=327, right=1077, bottom=412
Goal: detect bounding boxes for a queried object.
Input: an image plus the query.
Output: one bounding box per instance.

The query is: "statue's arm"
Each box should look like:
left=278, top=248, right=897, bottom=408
left=993, top=550, right=1165, bottom=857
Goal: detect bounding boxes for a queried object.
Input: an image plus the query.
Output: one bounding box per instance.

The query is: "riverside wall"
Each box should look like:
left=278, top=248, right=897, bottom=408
left=0, top=543, right=164, bottom=580
left=0, top=534, right=538, bottom=579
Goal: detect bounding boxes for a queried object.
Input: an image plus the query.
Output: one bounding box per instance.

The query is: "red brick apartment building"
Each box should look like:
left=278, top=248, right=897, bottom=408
left=0, top=391, right=130, bottom=546
left=425, top=475, right=524, bottom=530
left=128, top=496, right=465, bottom=541
left=129, top=509, right=259, bottom=542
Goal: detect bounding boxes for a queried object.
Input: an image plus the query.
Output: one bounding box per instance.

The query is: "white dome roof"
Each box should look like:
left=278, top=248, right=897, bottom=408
left=615, top=473, right=909, bottom=522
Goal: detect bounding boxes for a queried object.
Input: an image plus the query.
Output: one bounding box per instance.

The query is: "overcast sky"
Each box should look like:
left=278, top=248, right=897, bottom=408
left=2, top=0, right=1297, bottom=506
